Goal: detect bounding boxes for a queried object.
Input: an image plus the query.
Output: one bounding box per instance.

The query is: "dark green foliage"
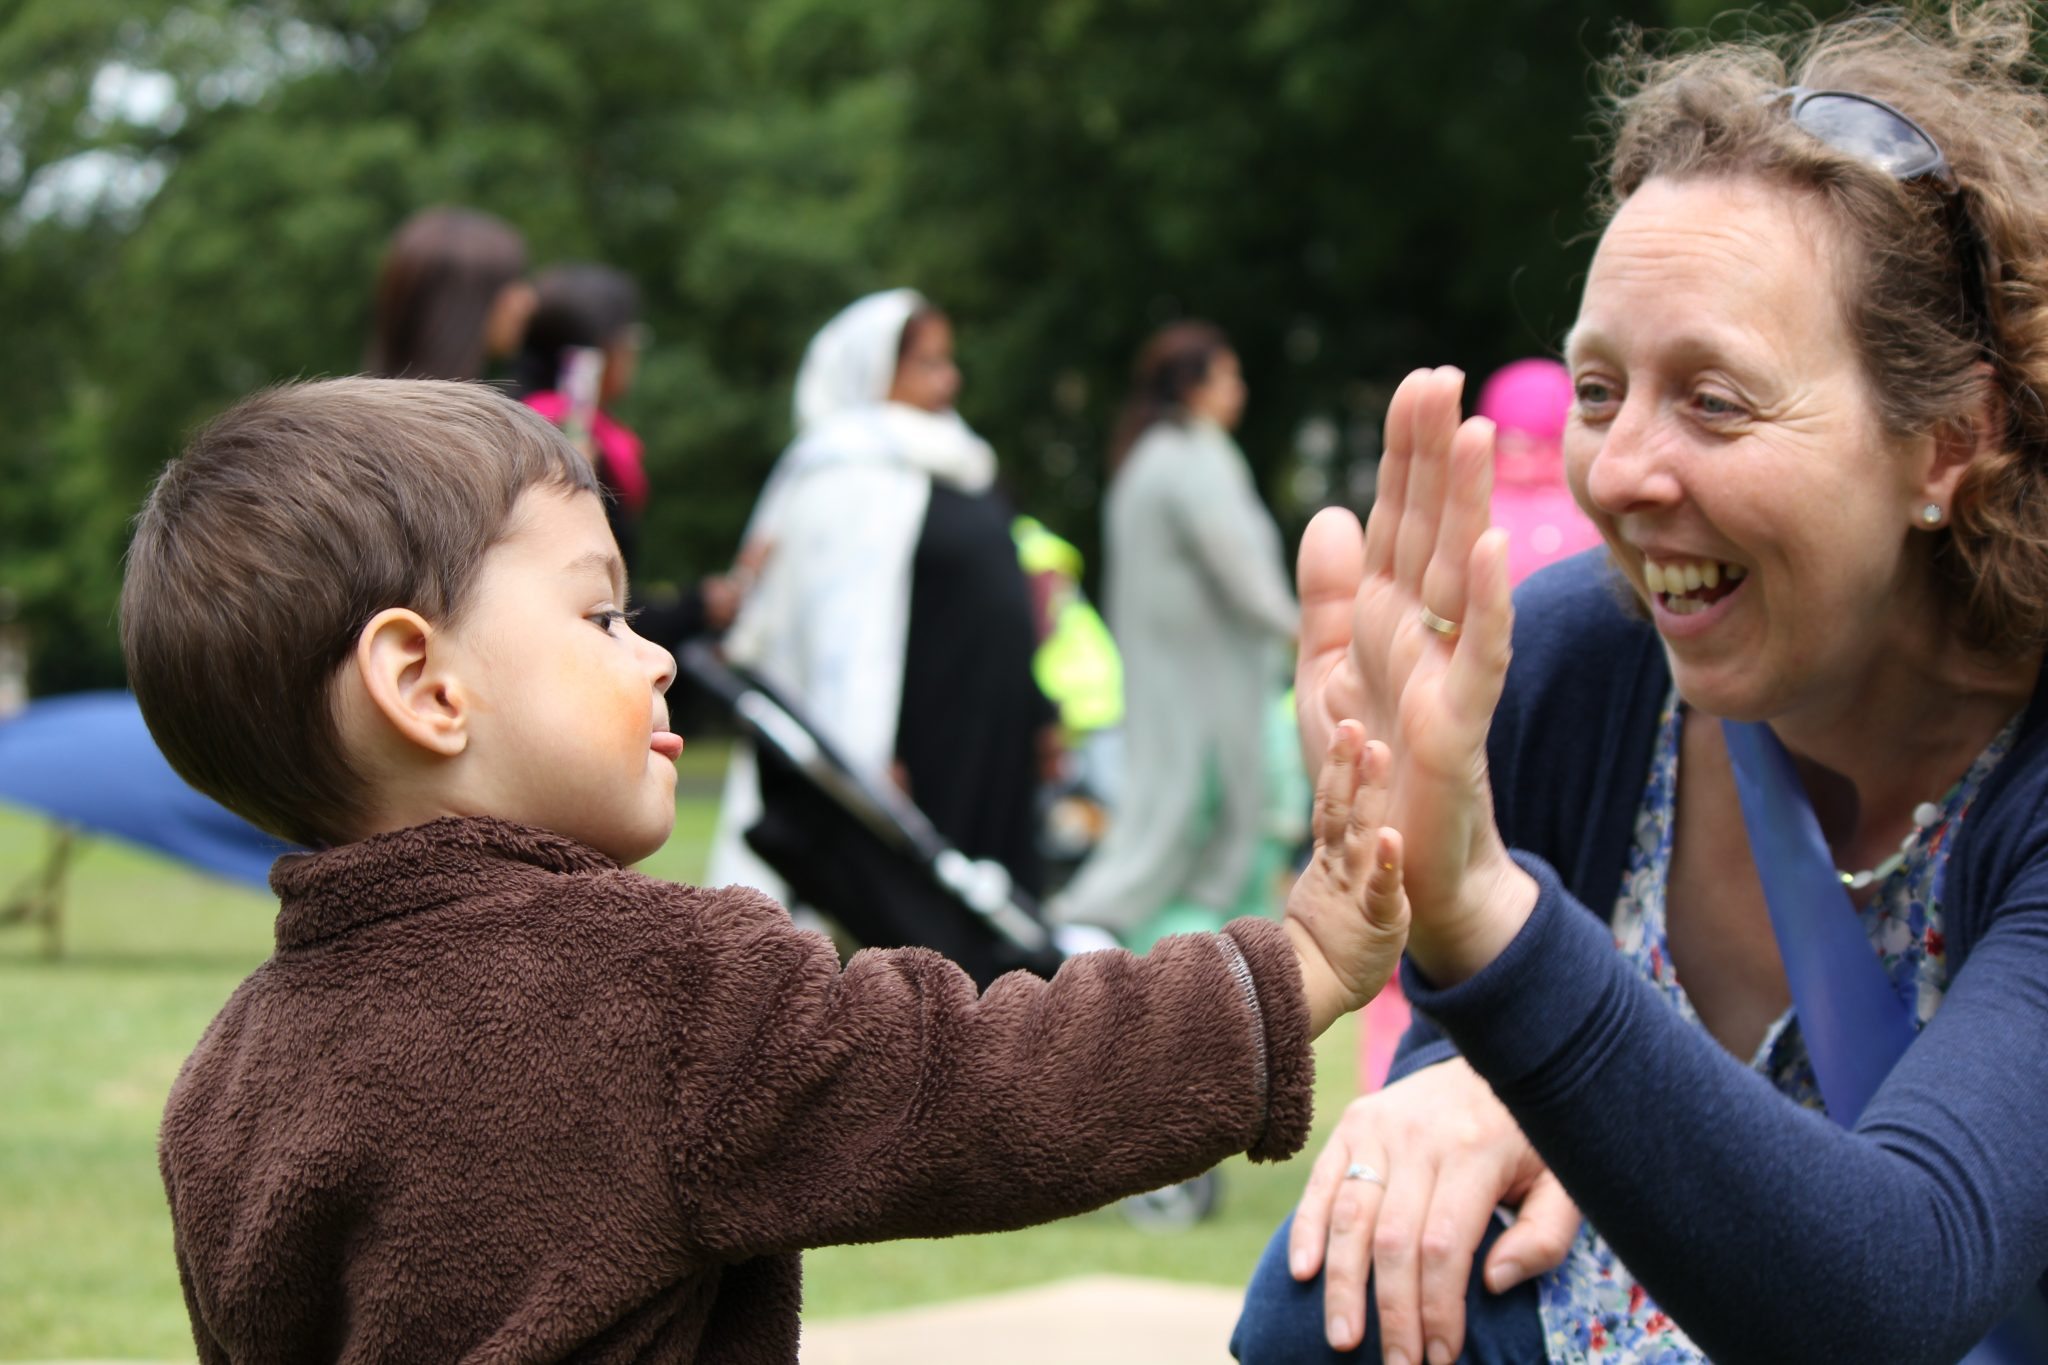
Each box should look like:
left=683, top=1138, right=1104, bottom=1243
left=3, top=0, right=1726, bottom=690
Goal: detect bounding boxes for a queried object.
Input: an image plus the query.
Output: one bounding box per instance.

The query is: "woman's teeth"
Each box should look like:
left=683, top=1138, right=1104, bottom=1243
left=1644, top=556, right=1746, bottom=612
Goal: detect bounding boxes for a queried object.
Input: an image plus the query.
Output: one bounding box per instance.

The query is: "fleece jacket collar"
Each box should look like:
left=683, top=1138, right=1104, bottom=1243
left=269, top=817, right=614, bottom=950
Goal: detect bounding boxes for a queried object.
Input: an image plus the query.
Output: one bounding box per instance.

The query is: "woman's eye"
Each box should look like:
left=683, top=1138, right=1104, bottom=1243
left=1574, top=377, right=1617, bottom=413
left=1693, top=391, right=1742, bottom=419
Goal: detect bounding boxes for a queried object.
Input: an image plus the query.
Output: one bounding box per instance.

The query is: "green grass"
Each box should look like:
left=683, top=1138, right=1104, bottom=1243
left=0, top=745, right=1359, bottom=1358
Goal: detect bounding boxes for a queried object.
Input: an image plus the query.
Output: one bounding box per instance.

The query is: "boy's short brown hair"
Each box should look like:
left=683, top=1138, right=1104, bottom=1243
left=121, top=378, right=601, bottom=849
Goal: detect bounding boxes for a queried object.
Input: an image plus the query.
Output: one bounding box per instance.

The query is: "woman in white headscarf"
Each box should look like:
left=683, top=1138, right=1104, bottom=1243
left=709, top=289, right=1052, bottom=902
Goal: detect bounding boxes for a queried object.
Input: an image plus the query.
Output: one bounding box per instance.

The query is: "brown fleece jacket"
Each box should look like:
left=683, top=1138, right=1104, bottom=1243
left=159, top=817, right=1312, bottom=1362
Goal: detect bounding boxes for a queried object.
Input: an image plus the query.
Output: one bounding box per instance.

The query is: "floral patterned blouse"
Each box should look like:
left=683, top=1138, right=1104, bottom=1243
left=1534, top=691, right=2020, bottom=1363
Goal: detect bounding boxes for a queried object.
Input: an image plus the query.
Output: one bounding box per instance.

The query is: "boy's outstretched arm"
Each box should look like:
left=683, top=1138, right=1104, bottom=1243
left=1284, top=720, right=1412, bottom=1037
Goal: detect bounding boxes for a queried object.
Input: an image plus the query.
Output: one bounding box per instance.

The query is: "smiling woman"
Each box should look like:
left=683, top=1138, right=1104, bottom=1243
left=1233, top=4, right=2048, bottom=1364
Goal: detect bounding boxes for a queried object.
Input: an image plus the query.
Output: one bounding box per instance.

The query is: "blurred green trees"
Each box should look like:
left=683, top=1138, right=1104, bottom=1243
left=3, top=0, right=1739, bottom=691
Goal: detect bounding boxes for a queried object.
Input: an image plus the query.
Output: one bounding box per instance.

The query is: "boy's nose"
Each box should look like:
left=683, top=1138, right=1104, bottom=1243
left=638, top=634, right=676, bottom=694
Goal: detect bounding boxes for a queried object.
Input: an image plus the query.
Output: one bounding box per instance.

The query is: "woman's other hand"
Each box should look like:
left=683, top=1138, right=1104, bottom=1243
left=1294, top=366, right=1534, bottom=981
left=1289, top=1058, right=1582, bottom=1362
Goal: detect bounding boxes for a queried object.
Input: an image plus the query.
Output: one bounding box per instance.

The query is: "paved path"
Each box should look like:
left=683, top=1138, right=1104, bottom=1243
left=800, top=1274, right=1247, bottom=1363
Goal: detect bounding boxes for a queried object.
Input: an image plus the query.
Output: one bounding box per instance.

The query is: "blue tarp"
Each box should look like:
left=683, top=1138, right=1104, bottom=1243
left=0, top=691, right=296, bottom=889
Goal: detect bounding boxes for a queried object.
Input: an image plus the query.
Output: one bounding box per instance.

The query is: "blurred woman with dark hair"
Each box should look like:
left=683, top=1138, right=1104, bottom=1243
left=512, top=263, right=651, bottom=566
left=513, top=262, right=744, bottom=643
left=367, top=207, right=534, bottom=381
left=1050, top=322, right=1298, bottom=941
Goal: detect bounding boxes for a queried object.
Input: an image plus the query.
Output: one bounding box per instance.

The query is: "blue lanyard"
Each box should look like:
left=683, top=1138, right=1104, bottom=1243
left=1723, top=719, right=2047, bottom=1364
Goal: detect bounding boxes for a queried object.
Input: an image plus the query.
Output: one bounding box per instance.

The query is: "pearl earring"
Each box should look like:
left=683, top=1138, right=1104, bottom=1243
left=1920, top=503, right=1944, bottom=527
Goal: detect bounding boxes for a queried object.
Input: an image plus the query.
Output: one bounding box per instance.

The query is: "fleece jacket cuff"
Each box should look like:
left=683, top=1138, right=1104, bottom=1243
left=1223, top=916, right=1315, bottom=1162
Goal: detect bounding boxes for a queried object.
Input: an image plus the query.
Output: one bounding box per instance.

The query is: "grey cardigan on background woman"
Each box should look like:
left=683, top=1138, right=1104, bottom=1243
left=1053, top=416, right=1297, bottom=934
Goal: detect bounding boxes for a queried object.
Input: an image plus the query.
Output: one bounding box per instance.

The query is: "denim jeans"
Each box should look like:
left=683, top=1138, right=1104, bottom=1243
left=1231, top=1213, right=1546, bottom=1363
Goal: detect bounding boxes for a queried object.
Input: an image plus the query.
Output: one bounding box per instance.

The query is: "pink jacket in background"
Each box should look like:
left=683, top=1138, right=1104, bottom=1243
left=1477, top=358, right=1603, bottom=585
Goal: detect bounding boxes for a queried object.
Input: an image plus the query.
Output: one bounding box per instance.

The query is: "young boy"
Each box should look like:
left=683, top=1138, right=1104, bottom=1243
left=124, top=378, right=1410, bottom=1362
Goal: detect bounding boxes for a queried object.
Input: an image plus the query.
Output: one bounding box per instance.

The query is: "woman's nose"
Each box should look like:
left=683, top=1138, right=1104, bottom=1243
left=1580, top=397, right=1679, bottom=517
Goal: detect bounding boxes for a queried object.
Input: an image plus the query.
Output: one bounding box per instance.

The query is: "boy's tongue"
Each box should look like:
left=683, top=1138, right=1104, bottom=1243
left=651, top=732, right=685, bottom=761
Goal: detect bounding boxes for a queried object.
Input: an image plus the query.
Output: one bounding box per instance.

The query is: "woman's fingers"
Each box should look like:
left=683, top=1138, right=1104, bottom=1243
left=1484, top=1171, right=1583, bottom=1293
left=1295, top=509, right=1368, bottom=763
left=1414, top=1154, right=1524, bottom=1365
left=1367, top=1146, right=1434, bottom=1365
left=1364, top=369, right=1430, bottom=574
left=1289, top=1126, right=1360, bottom=1281
left=1419, top=415, right=1497, bottom=636
left=1393, top=369, right=1464, bottom=594
left=1321, top=1147, right=1393, bottom=1352
left=1443, top=529, right=1515, bottom=734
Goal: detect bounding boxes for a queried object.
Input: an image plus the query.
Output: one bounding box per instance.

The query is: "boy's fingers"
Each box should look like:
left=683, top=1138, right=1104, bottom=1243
left=1342, top=740, right=1391, bottom=855
left=1368, top=828, right=1407, bottom=931
left=1315, top=721, right=1364, bottom=844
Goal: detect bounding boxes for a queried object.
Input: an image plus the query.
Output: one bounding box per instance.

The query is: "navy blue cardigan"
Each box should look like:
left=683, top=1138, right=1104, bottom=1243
left=1394, top=550, right=2048, bottom=1364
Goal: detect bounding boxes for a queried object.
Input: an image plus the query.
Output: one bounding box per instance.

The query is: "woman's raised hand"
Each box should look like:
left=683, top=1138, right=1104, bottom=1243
left=1294, top=367, right=1533, bottom=979
left=1289, top=1059, right=1583, bottom=1361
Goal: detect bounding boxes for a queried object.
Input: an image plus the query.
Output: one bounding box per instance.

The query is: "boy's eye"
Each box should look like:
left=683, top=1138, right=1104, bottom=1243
left=590, top=609, right=638, bottom=634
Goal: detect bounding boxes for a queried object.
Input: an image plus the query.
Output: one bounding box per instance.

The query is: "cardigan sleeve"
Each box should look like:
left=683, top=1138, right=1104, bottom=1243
left=1400, top=849, right=2048, bottom=1365
left=663, top=901, right=1314, bottom=1261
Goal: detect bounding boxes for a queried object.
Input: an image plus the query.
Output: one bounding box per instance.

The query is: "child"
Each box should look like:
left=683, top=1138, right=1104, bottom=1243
left=122, top=377, right=1410, bottom=1362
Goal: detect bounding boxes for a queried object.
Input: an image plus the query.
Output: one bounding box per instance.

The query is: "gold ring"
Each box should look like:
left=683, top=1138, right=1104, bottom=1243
left=1419, top=606, right=1462, bottom=638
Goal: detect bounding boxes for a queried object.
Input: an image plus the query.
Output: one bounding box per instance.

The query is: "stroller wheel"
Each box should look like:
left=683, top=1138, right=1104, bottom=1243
left=1118, top=1168, right=1222, bottom=1230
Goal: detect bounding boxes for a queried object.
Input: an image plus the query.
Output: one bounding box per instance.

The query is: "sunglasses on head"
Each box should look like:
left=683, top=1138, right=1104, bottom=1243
left=1774, top=86, right=1958, bottom=189
left=1773, top=85, right=1989, bottom=336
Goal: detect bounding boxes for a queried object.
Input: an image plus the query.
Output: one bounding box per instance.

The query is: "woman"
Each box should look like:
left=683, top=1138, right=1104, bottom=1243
left=1050, top=322, right=1297, bottom=943
left=511, top=263, right=742, bottom=646
left=511, top=264, right=654, bottom=566
left=367, top=207, right=534, bottom=381
left=710, top=288, right=1051, bottom=904
left=1240, top=6, right=2048, bottom=1363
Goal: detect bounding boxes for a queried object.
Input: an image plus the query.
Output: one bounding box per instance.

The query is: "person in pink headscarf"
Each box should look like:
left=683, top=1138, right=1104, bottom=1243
left=1478, top=357, right=1603, bottom=585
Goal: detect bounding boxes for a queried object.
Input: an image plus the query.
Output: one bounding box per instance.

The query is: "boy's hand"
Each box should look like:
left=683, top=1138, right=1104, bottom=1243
left=1284, top=720, right=1411, bottom=1037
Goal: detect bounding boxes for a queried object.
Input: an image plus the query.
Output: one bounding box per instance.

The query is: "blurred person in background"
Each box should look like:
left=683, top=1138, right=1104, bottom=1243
left=1481, top=357, right=1603, bottom=584
left=512, top=263, right=744, bottom=644
left=366, top=207, right=534, bottom=382
left=710, top=289, right=1053, bottom=905
left=1049, top=322, right=1297, bottom=945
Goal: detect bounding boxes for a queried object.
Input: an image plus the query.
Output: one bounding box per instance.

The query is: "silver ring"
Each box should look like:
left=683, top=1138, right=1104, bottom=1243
left=1419, top=606, right=1462, bottom=638
left=1342, top=1161, right=1387, bottom=1188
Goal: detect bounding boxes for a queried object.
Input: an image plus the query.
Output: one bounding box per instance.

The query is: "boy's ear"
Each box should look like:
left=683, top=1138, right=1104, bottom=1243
left=354, top=608, right=469, bottom=757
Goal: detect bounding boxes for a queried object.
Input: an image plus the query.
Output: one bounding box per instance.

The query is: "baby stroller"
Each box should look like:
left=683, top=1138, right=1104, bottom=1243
left=674, top=641, right=1221, bottom=1227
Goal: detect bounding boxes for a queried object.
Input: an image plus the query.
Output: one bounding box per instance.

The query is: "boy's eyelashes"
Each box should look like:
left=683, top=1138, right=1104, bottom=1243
left=589, top=607, right=642, bottom=634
